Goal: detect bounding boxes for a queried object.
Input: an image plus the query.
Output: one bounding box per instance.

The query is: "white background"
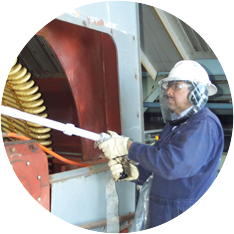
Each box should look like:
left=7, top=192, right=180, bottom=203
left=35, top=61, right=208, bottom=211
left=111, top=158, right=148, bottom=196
left=0, top=0, right=233, bottom=233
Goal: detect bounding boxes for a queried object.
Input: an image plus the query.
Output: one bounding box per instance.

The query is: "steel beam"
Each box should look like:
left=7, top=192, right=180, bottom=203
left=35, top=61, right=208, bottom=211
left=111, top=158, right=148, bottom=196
left=143, top=102, right=233, bottom=110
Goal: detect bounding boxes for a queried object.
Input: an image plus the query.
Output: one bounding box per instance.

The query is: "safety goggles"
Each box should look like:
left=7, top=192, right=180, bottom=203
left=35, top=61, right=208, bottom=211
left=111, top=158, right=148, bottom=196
left=162, top=81, right=191, bottom=91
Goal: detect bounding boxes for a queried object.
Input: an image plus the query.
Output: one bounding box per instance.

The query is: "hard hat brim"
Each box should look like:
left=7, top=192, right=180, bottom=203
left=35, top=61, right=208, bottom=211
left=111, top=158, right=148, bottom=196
left=208, top=83, right=217, bottom=96
left=158, top=77, right=217, bottom=96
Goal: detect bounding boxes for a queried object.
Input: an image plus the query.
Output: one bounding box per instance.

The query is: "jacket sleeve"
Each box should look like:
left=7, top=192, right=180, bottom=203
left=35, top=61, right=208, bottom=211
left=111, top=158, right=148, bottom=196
left=131, top=164, right=152, bottom=185
left=128, top=118, right=220, bottom=180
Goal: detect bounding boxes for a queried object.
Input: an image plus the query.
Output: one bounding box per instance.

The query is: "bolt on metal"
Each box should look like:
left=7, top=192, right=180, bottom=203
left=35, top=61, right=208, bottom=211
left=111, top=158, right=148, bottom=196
left=10, top=148, right=15, bottom=152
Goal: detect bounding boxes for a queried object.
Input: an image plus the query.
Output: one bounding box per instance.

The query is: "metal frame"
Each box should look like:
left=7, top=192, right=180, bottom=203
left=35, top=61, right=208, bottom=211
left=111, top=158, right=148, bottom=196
left=50, top=163, right=135, bottom=231
left=58, top=1, right=144, bottom=142
left=49, top=2, right=142, bottom=230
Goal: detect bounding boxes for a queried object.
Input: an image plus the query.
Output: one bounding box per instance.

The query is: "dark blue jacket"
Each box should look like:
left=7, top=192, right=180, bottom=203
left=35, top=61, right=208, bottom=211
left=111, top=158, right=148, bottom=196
left=128, top=107, right=224, bottom=227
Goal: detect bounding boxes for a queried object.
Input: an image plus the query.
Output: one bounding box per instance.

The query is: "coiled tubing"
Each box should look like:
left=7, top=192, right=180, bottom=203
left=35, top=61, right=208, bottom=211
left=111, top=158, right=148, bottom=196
left=1, top=58, right=52, bottom=148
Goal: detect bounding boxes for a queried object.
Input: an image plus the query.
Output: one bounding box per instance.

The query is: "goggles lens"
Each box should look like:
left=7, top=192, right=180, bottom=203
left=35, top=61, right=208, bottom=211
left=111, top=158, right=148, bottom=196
left=163, top=81, right=191, bottom=91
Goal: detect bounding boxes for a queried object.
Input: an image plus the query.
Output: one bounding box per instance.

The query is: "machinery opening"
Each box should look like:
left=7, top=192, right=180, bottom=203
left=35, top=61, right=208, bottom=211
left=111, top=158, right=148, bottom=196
left=2, top=19, right=121, bottom=174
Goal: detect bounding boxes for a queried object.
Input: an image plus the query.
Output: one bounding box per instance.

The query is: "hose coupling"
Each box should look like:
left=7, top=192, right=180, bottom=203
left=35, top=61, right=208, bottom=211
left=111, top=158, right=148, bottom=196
left=94, top=132, right=111, bottom=148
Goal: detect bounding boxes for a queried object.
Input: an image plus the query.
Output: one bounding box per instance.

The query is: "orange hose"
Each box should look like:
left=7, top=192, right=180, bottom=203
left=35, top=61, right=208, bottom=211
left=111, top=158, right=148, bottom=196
left=3, top=132, right=91, bottom=167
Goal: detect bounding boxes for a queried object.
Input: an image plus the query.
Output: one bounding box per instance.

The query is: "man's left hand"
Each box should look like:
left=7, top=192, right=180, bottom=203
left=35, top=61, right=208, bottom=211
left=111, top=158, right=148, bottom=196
left=98, top=130, right=129, bottom=159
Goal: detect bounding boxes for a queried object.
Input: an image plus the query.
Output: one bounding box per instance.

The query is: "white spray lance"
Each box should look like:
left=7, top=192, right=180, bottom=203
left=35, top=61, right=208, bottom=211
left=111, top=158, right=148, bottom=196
left=1, top=105, right=128, bottom=179
left=1, top=105, right=111, bottom=144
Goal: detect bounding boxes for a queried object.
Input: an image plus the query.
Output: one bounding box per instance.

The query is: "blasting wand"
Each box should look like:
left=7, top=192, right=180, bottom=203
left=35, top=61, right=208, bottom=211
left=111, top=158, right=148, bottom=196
left=1, top=105, right=127, bottom=179
left=1, top=105, right=110, bottom=144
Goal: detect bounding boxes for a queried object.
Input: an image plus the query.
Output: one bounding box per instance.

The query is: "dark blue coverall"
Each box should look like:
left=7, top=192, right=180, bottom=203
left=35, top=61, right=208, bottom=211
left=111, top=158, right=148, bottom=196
left=128, top=107, right=224, bottom=228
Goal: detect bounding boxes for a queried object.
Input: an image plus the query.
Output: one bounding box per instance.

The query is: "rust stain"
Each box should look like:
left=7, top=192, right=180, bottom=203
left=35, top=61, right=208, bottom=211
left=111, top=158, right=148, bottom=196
left=87, top=16, right=104, bottom=26
left=94, top=19, right=104, bottom=26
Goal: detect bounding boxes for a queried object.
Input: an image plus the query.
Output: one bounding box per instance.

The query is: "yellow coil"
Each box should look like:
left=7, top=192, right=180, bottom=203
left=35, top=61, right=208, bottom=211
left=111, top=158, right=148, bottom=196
left=2, top=115, right=51, bottom=134
left=9, top=80, right=35, bottom=91
left=38, top=113, right=48, bottom=118
left=17, top=93, right=42, bottom=102
left=9, top=63, right=22, bottom=75
left=22, top=99, right=44, bottom=109
left=9, top=72, right=31, bottom=85
left=1, top=116, right=51, bottom=140
left=26, top=121, right=44, bottom=128
left=36, top=140, right=53, bottom=146
left=12, top=58, right=18, bottom=67
left=8, top=67, right=27, bottom=80
left=2, top=98, right=22, bottom=110
left=2, top=95, right=44, bottom=109
left=29, top=127, right=51, bottom=134
left=1, top=58, right=52, bottom=148
left=14, top=86, right=39, bottom=96
left=24, top=105, right=46, bottom=114
left=2, top=94, right=21, bottom=106
left=3, top=92, right=42, bottom=103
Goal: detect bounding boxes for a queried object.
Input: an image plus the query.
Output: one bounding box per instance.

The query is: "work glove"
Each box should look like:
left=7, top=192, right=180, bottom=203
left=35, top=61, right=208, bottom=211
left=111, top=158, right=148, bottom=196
left=98, top=130, right=129, bottom=159
left=108, top=157, right=139, bottom=181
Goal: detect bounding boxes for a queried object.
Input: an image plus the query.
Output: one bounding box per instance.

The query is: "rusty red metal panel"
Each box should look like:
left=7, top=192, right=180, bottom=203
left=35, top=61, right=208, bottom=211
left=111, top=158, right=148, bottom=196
left=37, top=19, right=121, bottom=161
left=102, top=33, right=122, bottom=132
left=35, top=78, right=82, bottom=156
left=5, top=140, right=50, bottom=211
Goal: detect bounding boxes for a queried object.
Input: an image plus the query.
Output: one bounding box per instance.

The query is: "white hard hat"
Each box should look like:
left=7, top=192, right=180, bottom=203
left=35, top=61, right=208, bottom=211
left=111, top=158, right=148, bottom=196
left=159, top=60, right=217, bottom=96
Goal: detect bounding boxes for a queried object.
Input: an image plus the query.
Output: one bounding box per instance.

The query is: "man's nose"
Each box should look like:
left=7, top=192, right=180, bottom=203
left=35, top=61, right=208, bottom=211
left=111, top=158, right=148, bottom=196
left=167, top=86, right=173, bottom=95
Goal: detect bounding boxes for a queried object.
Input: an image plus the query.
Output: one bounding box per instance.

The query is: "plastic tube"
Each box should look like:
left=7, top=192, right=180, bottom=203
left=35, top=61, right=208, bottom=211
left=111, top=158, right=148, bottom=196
left=2, top=132, right=91, bottom=167
left=1, top=105, right=101, bottom=141
left=106, top=170, right=120, bottom=233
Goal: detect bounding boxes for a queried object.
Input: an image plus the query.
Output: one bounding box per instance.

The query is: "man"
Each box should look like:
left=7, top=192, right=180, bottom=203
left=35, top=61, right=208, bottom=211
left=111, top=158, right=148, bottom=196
left=98, top=60, right=224, bottom=228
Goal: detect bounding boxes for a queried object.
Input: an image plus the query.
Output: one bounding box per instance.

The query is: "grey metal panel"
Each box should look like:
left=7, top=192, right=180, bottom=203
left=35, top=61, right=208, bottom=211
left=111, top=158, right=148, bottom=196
left=50, top=163, right=135, bottom=230
left=143, top=102, right=233, bottom=110
left=139, top=4, right=182, bottom=72
left=50, top=2, right=140, bottom=229
left=196, top=59, right=225, bottom=76
left=209, top=76, right=232, bottom=102
left=71, top=1, right=138, bottom=35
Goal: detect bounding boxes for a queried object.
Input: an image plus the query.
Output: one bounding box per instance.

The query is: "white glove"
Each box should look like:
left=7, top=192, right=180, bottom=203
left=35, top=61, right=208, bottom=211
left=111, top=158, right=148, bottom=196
left=98, top=130, right=129, bottom=159
left=108, top=157, right=139, bottom=181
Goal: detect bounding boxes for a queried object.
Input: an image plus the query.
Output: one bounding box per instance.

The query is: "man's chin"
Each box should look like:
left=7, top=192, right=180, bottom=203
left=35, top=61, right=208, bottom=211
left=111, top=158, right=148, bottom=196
left=168, top=105, right=175, bottom=112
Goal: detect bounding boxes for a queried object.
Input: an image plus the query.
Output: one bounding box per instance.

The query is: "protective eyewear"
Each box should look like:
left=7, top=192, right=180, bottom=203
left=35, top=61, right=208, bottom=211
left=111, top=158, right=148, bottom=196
left=163, top=82, right=191, bottom=91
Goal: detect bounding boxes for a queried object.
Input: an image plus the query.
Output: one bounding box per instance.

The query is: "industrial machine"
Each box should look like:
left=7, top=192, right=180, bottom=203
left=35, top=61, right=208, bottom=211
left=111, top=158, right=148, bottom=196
left=1, top=2, right=232, bottom=233
left=2, top=18, right=135, bottom=234
left=1, top=3, right=141, bottom=232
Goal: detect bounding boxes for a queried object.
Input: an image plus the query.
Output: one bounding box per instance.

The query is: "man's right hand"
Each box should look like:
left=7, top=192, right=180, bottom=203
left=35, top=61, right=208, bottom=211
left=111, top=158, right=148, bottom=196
left=108, top=157, right=139, bottom=181
left=98, top=131, right=130, bottom=159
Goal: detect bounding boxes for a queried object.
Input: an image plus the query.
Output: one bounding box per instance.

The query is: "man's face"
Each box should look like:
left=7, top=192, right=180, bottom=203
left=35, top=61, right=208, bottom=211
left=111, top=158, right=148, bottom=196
left=166, top=81, right=192, bottom=115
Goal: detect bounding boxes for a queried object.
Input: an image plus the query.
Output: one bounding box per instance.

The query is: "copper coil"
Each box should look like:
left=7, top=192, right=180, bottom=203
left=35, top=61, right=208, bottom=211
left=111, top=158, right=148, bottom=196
left=3, top=90, right=42, bottom=102
left=36, top=139, right=53, bottom=146
left=9, top=80, right=35, bottom=91
left=9, top=63, right=22, bottom=75
left=14, top=86, right=39, bottom=96
left=2, top=58, right=52, bottom=148
left=8, top=72, right=31, bottom=85
left=2, top=98, right=22, bottom=110
left=7, top=67, right=27, bottom=80
left=24, top=105, right=46, bottom=114
left=1, top=117, right=50, bottom=140
left=2, top=115, right=51, bottom=134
